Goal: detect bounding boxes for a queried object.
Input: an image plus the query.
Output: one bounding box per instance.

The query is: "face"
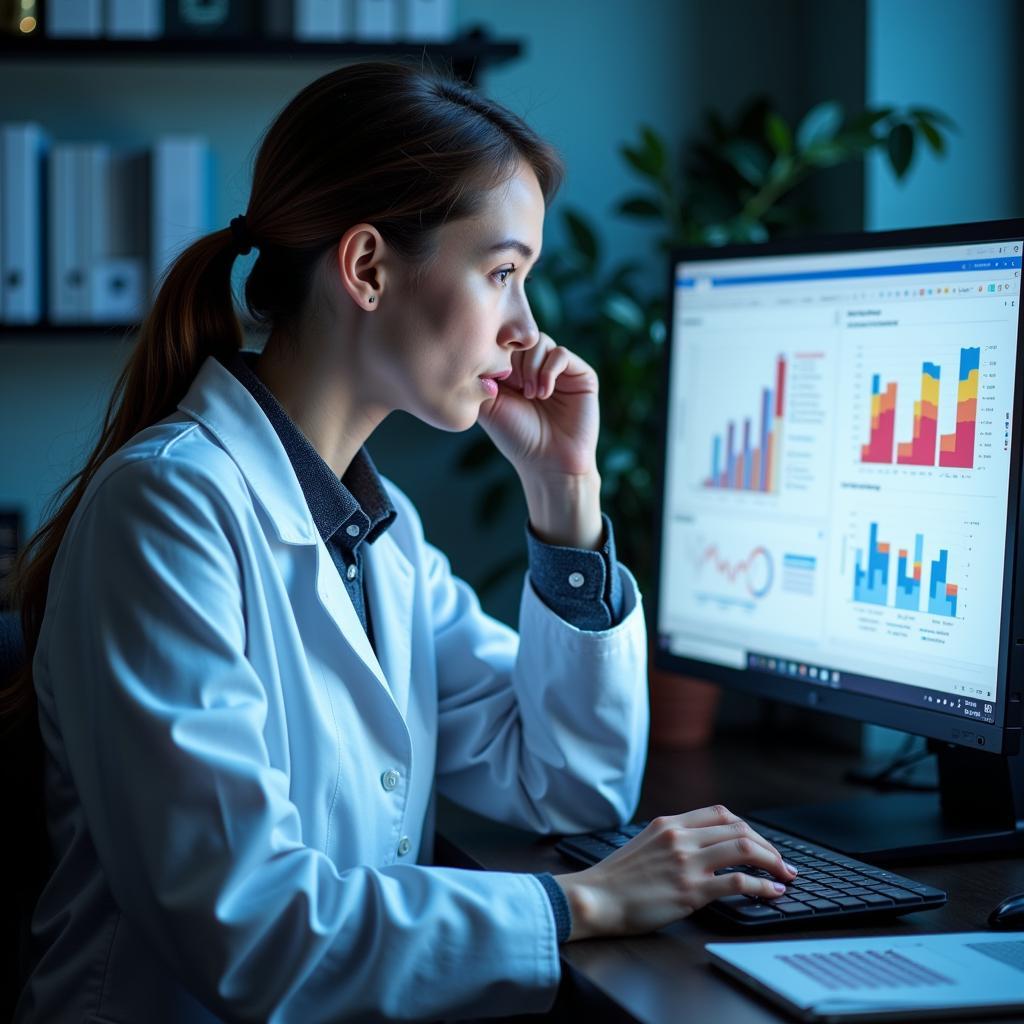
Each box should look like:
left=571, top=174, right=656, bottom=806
left=368, top=163, right=545, bottom=431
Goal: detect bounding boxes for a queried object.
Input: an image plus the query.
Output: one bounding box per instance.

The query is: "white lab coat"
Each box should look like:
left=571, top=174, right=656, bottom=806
left=16, top=355, right=649, bottom=1024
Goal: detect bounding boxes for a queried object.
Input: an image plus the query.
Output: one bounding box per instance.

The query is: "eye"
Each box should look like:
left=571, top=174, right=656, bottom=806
left=493, top=265, right=516, bottom=287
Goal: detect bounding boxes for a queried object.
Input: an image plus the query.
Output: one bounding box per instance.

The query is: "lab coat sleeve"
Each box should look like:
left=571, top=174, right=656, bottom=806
left=393, top=486, right=650, bottom=836
left=41, top=453, right=560, bottom=1023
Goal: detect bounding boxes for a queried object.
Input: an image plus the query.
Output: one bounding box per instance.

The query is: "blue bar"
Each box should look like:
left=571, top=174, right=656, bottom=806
left=783, top=555, right=816, bottom=568
left=759, top=387, right=770, bottom=491
left=678, top=255, right=1021, bottom=288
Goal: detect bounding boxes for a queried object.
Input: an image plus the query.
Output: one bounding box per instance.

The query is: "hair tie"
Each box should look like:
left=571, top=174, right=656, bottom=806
left=229, top=214, right=254, bottom=256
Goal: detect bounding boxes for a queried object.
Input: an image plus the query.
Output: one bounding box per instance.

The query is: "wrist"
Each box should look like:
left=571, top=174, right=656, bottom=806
left=520, top=469, right=603, bottom=549
left=552, top=872, right=605, bottom=942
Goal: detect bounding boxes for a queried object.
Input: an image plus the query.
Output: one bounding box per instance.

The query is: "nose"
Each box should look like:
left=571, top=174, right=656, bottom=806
left=498, top=299, right=540, bottom=352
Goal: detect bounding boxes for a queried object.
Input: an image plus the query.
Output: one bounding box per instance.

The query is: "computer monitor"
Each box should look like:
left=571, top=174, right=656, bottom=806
left=651, top=218, right=1024, bottom=862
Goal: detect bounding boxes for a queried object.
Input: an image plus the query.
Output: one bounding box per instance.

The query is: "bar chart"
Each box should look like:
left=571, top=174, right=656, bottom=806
left=859, top=347, right=981, bottom=469
left=703, top=354, right=786, bottom=492
left=853, top=521, right=958, bottom=618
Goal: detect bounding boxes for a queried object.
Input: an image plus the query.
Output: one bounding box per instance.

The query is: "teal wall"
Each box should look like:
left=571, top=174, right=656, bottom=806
left=865, top=0, right=1022, bottom=230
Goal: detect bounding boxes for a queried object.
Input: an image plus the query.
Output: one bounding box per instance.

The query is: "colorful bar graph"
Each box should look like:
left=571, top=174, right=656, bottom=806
left=853, top=523, right=958, bottom=618
left=853, top=522, right=890, bottom=605
left=704, top=355, right=786, bottom=493
left=860, top=347, right=982, bottom=469
left=861, top=375, right=898, bottom=463
left=938, top=346, right=980, bottom=468
left=928, top=549, right=958, bottom=617
left=894, top=533, right=924, bottom=611
left=896, top=361, right=941, bottom=465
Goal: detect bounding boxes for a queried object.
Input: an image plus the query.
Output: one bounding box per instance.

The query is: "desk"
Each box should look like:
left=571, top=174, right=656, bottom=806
left=435, top=733, right=1024, bottom=1023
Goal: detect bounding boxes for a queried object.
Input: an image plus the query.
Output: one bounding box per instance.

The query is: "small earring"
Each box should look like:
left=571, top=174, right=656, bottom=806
left=368, top=296, right=376, bottom=304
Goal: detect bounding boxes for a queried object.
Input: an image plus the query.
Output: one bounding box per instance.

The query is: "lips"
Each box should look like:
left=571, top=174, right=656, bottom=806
left=480, top=369, right=512, bottom=381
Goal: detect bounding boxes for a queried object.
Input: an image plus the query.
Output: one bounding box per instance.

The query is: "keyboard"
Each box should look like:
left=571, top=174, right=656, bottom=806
left=554, top=820, right=947, bottom=929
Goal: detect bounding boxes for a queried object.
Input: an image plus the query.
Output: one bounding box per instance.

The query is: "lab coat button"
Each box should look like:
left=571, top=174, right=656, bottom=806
left=346, top=564, right=358, bottom=581
left=568, top=571, right=585, bottom=588
left=346, top=523, right=360, bottom=537
left=381, top=768, right=400, bottom=791
left=397, top=836, right=411, bottom=856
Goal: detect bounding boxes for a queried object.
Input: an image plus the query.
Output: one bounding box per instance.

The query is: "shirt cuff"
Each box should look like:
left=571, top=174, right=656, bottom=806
left=525, top=512, right=625, bottom=631
left=533, top=872, right=572, bottom=944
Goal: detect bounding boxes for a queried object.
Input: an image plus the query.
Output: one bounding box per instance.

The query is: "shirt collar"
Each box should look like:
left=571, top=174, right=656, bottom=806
left=219, top=350, right=395, bottom=549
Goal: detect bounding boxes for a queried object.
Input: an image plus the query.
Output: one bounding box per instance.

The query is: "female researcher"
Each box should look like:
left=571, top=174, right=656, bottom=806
left=10, top=62, right=796, bottom=1022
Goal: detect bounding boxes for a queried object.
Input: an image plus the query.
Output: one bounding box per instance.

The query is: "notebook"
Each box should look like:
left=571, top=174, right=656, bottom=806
left=706, top=932, right=1024, bottom=1022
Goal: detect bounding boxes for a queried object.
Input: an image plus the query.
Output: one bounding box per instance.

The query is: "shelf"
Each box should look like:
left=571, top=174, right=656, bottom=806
left=0, top=322, right=268, bottom=340
left=0, top=27, right=521, bottom=84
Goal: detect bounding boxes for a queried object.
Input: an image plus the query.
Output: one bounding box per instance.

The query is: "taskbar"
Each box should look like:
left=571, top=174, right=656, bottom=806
left=745, top=650, right=997, bottom=726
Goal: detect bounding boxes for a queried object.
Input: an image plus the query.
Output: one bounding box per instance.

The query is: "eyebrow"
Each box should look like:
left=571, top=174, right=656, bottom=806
left=485, top=238, right=537, bottom=261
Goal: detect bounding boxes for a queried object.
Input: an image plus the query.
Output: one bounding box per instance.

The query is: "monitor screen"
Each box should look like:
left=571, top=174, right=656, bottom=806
left=654, top=224, right=1023, bottom=749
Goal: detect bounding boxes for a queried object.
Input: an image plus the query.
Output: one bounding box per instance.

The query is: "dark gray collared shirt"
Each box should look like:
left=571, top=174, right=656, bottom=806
left=221, top=350, right=627, bottom=943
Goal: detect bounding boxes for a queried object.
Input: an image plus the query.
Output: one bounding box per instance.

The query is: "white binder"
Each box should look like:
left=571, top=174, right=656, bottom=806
left=403, top=0, right=452, bottom=41
left=354, top=0, right=396, bottom=41
left=294, top=0, right=345, bottom=40
left=1, top=122, right=49, bottom=324
left=48, top=143, right=89, bottom=323
left=151, top=136, right=214, bottom=301
left=45, top=0, right=102, bottom=37
left=106, top=0, right=163, bottom=39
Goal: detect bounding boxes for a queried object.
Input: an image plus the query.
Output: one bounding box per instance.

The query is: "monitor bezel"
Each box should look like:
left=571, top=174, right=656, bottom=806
left=650, top=217, right=1024, bottom=756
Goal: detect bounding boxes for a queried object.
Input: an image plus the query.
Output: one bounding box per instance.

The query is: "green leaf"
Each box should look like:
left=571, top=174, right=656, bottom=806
left=765, top=112, right=792, bottom=155
left=803, top=140, right=849, bottom=168
left=620, top=142, right=662, bottom=180
left=796, top=101, right=844, bottom=152
left=640, top=125, right=668, bottom=177
left=601, top=293, right=645, bottom=333
left=909, top=106, right=957, bottom=130
left=886, top=122, right=915, bottom=178
left=917, top=119, right=945, bottom=155
left=616, top=195, right=663, bottom=218
left=849, top=106, right=893, bottom=133
left=562, top=208, right=600, bottom=272
left=724, top=140, right=771, bottom=186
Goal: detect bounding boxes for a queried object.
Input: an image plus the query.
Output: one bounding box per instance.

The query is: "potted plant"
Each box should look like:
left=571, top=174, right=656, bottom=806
left=457, top=97, right=954, bottom=746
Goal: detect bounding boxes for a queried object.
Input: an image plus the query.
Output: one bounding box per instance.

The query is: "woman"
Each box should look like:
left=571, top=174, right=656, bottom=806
left=9, top=62, right=795, bottom=1022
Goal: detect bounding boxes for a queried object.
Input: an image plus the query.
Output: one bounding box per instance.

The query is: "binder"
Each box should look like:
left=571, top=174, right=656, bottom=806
left=294, top=0, right=345, bottom=40
left=151, top=136, right=214, bottom=300
left=354, top=0, right=396, bottom=41
left=0, top=122, right=48, bottom=324
left=404, top=0, right=452, bottom=41
left=45, top=0, right=102, bottom=37
left=106, top=0, right=163, bottom=38
left=90, top=148, right=148, bottom=322
left=48, top=143, right=89, bottom=323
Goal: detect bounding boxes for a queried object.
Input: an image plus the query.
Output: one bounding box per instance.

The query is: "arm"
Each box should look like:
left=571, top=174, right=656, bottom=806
left=42, top=455, right=560, bottom=1022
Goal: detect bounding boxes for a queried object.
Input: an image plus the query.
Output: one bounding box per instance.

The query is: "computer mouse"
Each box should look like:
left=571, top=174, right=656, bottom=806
left=988, top=892, right=1024, bottom=930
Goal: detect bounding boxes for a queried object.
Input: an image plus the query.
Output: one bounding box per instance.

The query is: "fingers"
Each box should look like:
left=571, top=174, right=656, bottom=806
left=535, top=346, right=570, bottom=399
left=705, top=868, right=790, bottom=902
left=699, top=834, right=793, bottom=881
left=519, top=334, right=552, bottom=399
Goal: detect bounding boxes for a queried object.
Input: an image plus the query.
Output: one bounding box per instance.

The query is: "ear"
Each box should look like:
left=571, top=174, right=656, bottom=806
left=335, top=223, right=388, bottom=310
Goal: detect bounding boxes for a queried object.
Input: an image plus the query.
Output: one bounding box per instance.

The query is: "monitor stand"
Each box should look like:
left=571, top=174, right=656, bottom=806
left=749, top=741, right=1024, bottom=864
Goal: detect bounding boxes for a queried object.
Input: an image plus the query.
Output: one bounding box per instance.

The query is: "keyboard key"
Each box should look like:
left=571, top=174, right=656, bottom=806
left=773, top=900, right=813, bottom=916
left=806, top=898, right=841, bottom=911
left=877, top=887, right=924, bottom=905
left=732, top=903, right=784, bottom=921
left=859, top=893, right=895, bottom=907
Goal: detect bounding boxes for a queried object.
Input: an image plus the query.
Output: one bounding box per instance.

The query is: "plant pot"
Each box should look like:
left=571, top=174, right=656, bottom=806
left=647, top=642, right=721, bottom=749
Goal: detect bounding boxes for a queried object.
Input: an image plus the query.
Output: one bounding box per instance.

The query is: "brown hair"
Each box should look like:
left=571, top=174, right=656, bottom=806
left=2, top=59, right=563, bottom=728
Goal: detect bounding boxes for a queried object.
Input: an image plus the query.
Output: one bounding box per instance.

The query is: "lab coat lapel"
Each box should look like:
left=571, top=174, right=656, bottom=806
left=364, top=533, right=415, bottom=715
left=313, top=539, right=392, bottom=699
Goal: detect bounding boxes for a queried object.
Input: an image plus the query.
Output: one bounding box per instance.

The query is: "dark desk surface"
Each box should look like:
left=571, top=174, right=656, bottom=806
left=435, top=733, right=1024, bottom=1024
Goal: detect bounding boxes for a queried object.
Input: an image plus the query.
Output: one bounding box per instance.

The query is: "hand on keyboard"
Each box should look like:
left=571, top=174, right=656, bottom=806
left=551, top=805, right=798, bottom=941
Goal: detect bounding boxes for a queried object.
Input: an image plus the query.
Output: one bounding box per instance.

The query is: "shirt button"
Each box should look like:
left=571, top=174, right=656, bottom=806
left=397, top=836, right=411, bottom=857
left=346, top=523, right=360, bottom=537
left=381, top=768, right=400, bottom=791
left=346, top=564, right=358, bottom=581
left=568, top=571, right=585, bottom=589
